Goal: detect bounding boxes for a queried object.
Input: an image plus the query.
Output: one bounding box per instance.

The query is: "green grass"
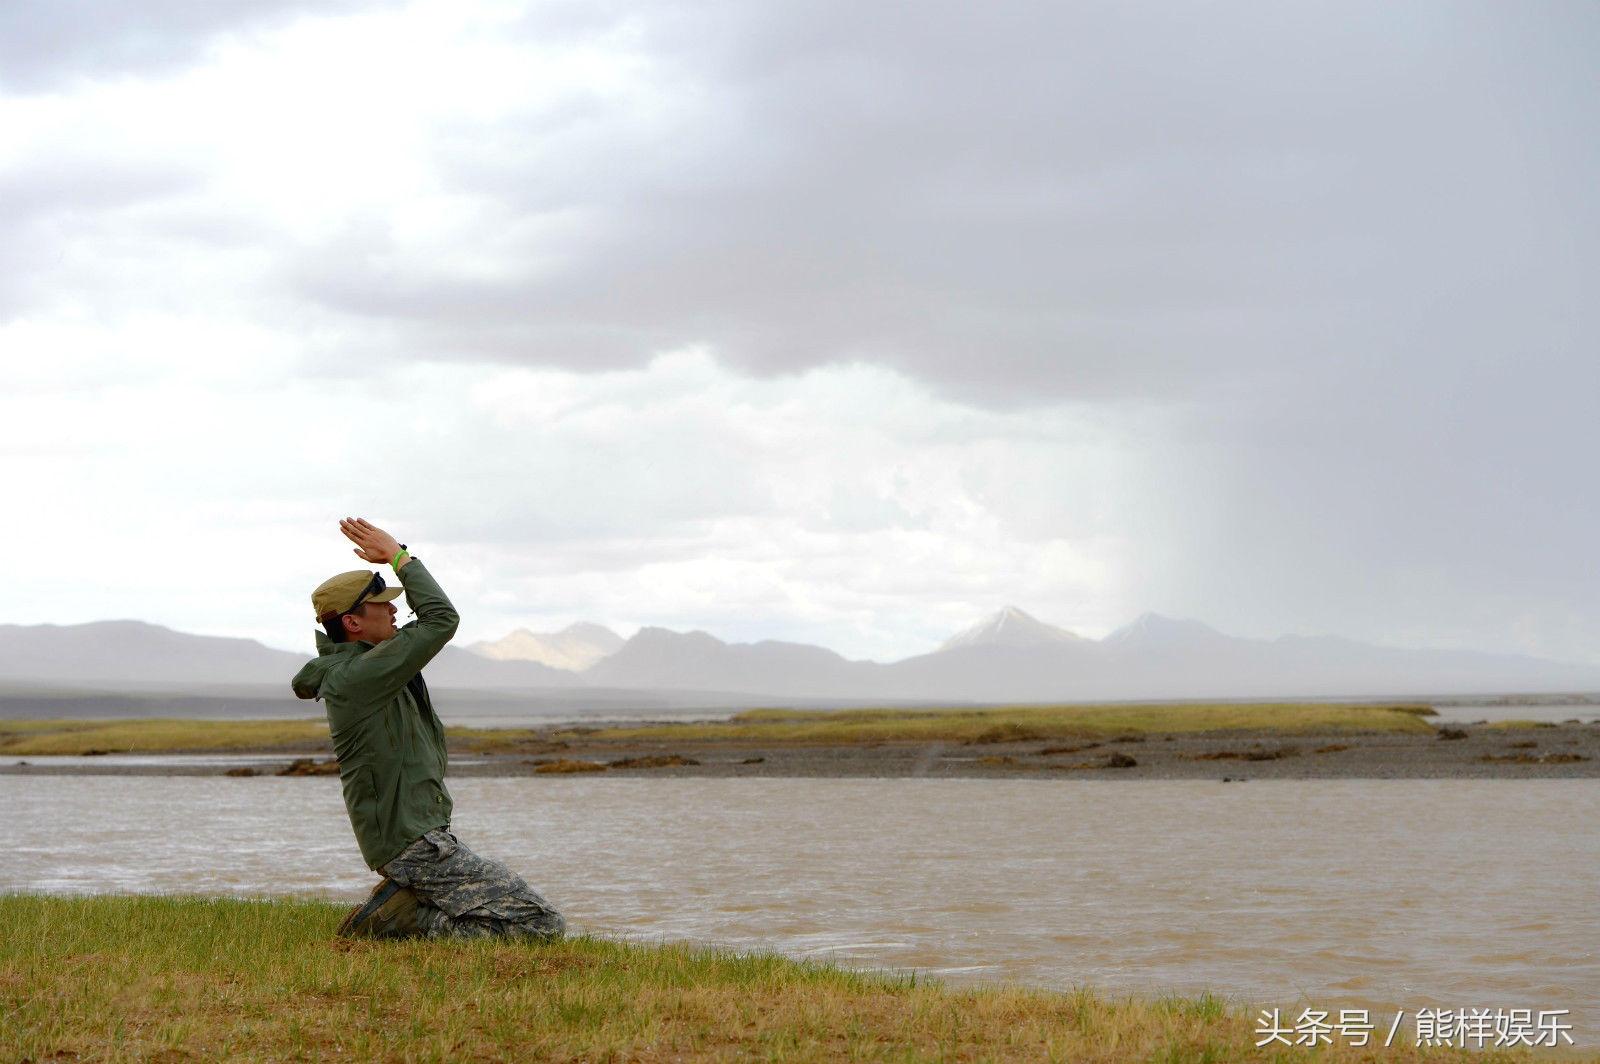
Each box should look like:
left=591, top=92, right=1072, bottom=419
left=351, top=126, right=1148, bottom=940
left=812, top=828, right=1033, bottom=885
left=0, top=703, right=1441, bottom=756
left=551, top=702, right=1439, bottom=746
left=0, top=718, right=330, bottom=756
left=0, top=895, right=1534, bottom=1062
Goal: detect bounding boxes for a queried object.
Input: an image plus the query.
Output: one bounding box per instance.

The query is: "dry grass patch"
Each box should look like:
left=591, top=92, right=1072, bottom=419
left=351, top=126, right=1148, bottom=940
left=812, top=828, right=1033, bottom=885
left=532, top=758, right=608, bottom=774
left=277, top=757, right=340, bottom=776
left=562, top=702, right=1435, bottom=746
left=607, top=754, right=701, bottom=769
left=448, top=727, right=570, bottom=755
left=967, top=722, right=1048, bottom=744
left=1052, top=752, right=1139, bottom=771
left=1039, top=742, right=1101, bottom=755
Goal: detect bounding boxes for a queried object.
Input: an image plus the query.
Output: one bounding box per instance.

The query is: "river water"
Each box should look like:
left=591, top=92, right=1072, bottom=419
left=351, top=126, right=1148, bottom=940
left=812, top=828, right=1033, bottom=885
left=5, top=776, right=1595, bottom=1040
left=1427, top=703, right=1600, bottom=726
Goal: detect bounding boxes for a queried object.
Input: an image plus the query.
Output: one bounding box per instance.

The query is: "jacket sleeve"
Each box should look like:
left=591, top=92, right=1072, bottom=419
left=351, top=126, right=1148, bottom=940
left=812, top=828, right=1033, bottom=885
left=335, top=558, right=460, bottom=701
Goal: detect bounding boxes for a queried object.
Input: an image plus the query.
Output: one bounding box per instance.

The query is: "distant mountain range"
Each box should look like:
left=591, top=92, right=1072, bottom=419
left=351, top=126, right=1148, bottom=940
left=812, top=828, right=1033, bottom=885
left=466, top=623, right=623, bottom=671
left=0, top=620, right=577, bottom=692
left=2, top=608, right=1597, bottom=703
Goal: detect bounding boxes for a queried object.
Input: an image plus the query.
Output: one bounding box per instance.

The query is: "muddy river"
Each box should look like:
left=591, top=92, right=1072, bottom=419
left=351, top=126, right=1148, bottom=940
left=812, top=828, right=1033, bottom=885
left=5, top=776, right=1595, bottom=1041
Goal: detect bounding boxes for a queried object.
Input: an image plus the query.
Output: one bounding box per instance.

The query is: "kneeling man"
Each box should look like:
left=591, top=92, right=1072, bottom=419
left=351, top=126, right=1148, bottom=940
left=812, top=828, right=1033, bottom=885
left=292, top=517, right=565, bottom=941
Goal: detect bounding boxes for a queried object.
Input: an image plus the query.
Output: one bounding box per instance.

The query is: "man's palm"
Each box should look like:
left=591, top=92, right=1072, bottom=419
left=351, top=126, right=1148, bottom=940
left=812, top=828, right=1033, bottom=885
left=341, top=517, right=401, bottom=563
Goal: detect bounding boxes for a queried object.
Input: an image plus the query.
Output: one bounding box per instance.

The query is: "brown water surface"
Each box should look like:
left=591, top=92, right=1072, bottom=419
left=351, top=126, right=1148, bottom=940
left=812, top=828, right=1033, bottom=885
left=5, top=777, right=1594, bottom=1039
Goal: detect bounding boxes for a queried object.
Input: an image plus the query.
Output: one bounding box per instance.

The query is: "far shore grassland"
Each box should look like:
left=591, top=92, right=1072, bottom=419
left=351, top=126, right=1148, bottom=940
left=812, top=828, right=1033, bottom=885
left=550, top=702, right=1439, bottom=745
left=6, top=703, right=1595, bottom=778
left=0, top=895, right=1546, bottom=1063
left=0, top=702, right=1437, bottom=756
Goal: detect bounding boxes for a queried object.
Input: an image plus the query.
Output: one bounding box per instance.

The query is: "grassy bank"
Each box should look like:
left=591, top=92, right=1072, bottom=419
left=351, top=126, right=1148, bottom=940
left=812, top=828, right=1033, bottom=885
left=0, top=895, right=1526, bottom=1062
left=545, top=702, right=1439, bottom=747
left=0, top=703, right=1439, bottom=756
left=0, top=718, right=329, bottom=756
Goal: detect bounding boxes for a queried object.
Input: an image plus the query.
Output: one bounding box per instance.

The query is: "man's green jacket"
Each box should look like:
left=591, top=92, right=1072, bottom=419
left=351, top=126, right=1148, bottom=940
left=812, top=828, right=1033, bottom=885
left=291, top=559, right=459, bottom=869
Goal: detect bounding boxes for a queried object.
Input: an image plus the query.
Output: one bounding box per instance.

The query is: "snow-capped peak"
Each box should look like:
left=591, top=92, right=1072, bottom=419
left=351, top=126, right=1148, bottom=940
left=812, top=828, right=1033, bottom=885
left=938, top=606, right=1085, bottom=652
left=466, top=622, right=624, bottom=671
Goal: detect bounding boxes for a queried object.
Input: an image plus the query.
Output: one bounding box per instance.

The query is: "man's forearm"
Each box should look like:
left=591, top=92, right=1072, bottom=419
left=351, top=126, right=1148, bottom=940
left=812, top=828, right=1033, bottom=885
left=393, top=558, right=461, bottom=639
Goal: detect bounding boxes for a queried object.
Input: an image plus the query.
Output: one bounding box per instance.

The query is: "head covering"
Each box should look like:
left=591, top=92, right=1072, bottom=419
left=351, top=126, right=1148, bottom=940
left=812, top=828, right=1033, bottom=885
left=311, top=570, right=403, bottom=620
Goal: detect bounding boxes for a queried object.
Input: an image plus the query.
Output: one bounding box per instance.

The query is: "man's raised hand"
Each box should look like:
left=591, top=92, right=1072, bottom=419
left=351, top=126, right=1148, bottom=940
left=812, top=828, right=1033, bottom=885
left=340, top=517, right=404, bottom=564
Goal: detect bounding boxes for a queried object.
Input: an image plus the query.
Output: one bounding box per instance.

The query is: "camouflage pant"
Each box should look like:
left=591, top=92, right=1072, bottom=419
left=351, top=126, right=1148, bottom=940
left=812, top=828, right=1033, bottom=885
left=380, top=828, right=565, bottom=941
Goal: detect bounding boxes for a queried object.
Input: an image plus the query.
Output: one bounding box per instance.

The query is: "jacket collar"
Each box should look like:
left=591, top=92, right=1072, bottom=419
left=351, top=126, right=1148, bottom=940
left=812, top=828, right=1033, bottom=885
left=313, top=630, right=376, bottom=657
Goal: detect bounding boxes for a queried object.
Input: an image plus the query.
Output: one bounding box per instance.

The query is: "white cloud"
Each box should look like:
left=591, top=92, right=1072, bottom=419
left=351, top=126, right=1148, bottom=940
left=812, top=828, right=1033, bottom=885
left=0, top=336, right=1159, bottom=659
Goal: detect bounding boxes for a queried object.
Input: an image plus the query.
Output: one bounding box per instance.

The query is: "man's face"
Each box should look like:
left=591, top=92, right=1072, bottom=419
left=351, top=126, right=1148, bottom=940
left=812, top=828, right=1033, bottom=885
left=344, top=600, right=399, bottom=643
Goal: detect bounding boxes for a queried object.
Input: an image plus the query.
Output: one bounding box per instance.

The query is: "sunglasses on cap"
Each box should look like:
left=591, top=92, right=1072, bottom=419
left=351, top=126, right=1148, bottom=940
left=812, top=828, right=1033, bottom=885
left=343, top=572, right=388, bottom=616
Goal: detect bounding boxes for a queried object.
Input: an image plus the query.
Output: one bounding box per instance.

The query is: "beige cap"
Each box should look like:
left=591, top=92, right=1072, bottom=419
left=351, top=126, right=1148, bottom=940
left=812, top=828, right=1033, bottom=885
left=312, top=570, right=404, bottom=620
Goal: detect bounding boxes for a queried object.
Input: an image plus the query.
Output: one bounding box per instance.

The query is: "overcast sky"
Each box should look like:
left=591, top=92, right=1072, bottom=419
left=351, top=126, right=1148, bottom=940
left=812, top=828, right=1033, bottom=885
left=2, top=0, right=1596, bottom=663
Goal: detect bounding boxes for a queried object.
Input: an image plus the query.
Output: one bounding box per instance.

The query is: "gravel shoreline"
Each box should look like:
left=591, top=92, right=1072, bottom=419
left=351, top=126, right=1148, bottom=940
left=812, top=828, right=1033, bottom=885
left=4, top=721, right=1597, bottom=779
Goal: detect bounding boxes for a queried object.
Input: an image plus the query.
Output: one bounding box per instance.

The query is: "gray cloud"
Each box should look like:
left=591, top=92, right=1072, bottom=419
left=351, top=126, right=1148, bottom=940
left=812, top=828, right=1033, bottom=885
left=0, top=153, right=205, bottom=318
left=281, top=2, right=1597, bottom=402
left=3, top=0, right=1597, bottom=664
left=273, top=2, right=1600, bottom=661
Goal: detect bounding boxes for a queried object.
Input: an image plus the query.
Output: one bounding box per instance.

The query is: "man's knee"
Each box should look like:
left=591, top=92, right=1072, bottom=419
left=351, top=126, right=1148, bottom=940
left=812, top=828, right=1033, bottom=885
left=473, top=890, right=566, bottom=941
left=506, top=906, right=565, bottom=941
left=431, top=913, right=564, bottom=942
left=425, top=893, right=566, bottom=942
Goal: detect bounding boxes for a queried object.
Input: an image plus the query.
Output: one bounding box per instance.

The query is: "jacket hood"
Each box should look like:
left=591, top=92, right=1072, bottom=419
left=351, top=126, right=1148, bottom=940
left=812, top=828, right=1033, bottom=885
left=291, top=629, right=365, bottom=700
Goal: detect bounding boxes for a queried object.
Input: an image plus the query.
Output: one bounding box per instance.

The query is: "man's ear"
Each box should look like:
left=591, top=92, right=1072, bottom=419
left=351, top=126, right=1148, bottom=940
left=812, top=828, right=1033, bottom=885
left=340, top=613, right=362, bottom=638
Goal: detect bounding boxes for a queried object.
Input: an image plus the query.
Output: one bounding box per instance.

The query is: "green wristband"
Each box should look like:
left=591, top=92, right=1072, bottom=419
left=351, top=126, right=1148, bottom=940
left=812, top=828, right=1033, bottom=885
left=390, top=549, right=410, bottom=570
